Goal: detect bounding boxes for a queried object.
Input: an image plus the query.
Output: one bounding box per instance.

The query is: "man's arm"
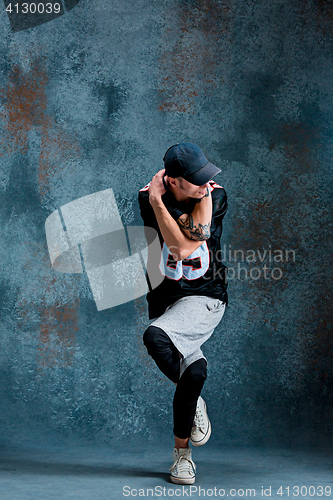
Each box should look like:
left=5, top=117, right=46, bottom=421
left=177, top=187, right=213, bottom=241
left=149, top=170, right=205, bottom=261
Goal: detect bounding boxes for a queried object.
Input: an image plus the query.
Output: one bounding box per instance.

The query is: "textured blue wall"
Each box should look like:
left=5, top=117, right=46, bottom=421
left=0, top=0, right=333, bottom=447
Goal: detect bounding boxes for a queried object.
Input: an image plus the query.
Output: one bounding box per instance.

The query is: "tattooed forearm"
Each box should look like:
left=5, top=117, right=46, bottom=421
left=177, top=187, right=212, bottom=241
left=178, top=214, right=211, bottom=240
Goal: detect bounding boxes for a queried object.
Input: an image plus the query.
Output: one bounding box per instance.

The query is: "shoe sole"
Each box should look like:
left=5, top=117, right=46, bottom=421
left=170, top=475, right=195, bottom=485
left=190, top=418, right=211, bottom=447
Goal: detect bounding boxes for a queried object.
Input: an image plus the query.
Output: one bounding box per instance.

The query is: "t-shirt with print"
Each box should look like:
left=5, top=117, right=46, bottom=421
left=138, top=180, right=228, bottom=320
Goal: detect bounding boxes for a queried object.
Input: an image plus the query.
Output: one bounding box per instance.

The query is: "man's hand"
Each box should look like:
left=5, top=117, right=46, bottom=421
left=149, top=169, right=167, bottom=207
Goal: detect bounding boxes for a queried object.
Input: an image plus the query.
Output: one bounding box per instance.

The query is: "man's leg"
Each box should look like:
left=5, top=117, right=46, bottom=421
left=143, top=325, right=180, bottom=384
left=173, top=358, right=207, bottom=443
left=143, top=324, right=208, bottom=485
left=170, top=360, right=207, bottom=485
left=144, top=326, right=207, bottom=442
left=143, top=297, right=225, bottom=483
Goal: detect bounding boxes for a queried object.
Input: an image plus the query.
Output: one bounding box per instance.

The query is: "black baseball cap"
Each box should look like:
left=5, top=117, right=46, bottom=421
left=163, top=143, right=221, bottom=186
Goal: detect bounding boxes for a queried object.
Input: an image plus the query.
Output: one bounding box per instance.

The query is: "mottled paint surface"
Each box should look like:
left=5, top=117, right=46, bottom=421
left=0, top=0, right=332, bottom=447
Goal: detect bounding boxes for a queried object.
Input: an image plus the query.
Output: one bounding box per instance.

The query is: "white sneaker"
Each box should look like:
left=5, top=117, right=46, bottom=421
left=190, top=396, right=211, bottom=447
left=169, top=447, right=196, bottom=484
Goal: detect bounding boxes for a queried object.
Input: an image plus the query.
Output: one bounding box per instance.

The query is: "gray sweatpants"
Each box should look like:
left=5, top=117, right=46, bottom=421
left=150, top=295, right=226, bottom=377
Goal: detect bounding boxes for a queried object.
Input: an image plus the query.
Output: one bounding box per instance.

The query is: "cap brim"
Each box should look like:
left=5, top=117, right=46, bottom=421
left=185, top=162, right=221, bottom=186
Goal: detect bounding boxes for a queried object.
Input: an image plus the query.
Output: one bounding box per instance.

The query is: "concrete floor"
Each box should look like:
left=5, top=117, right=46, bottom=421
left=0, top=441, right=332, bottom=500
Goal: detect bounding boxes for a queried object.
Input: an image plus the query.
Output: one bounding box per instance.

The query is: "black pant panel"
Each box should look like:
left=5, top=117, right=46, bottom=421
left=143, top=325, right=207, bottom=438
left=173, top=358, right=207, bottom=439
left=143, top=325, right=180, bottom=383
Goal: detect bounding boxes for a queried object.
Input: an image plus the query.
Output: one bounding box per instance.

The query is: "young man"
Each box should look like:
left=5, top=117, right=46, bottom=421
left=138, top=143, right=228, bottom=484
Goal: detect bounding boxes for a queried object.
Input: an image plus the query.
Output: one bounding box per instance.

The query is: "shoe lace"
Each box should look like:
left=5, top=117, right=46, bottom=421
left=193, top=408, right=205, bottom=431
left=170, top=455, right=196, bottom=474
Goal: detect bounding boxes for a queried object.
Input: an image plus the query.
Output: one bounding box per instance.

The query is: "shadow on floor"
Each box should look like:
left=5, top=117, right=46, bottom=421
left=0, top=456, right=171, bottom=481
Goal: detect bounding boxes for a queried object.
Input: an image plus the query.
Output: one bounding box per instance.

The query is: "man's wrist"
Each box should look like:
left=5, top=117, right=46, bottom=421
left=149, top=195, right=164, bottom=209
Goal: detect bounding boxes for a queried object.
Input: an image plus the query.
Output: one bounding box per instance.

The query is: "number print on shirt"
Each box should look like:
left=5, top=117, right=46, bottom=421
left=159, top=242, right=210, bottom=281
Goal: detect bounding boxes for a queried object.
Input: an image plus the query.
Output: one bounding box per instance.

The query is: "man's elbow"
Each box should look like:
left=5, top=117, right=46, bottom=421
left=169, top=241, right=206, bottom=262
left=178, top=251, right=191, bottom=261
left=169, top=246, right=189, bottom=262
left=168, top=245, right=183, bottom=262
left=176, top=246, right=202, bottom=261
left=171, top=251, right=184, bottom=262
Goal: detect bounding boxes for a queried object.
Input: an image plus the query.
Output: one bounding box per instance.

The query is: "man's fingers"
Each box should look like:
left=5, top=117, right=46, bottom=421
left=152, top=169, right=165, bottom=181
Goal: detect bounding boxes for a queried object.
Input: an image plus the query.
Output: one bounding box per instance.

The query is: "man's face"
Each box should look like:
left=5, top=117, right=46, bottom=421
left=173, top=177, right=210, bottom=200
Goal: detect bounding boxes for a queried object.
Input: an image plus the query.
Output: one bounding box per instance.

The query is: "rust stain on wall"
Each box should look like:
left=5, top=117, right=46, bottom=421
left=0, top=57, right=81, bottom=368
left=37, top=299, right=80, bottom=369
left=39, top=126, right=81, bottom=199
left=158, top=0, right=234, bottom=113
left=0, top=60, right=48, bottom=154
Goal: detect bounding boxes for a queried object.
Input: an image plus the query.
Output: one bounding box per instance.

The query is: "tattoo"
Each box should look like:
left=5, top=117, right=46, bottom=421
left=178, top=214, right=211, bottom=240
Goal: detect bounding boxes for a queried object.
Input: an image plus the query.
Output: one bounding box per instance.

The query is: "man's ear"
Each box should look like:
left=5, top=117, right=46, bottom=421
left=168, top=176, right=177, bottom=188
